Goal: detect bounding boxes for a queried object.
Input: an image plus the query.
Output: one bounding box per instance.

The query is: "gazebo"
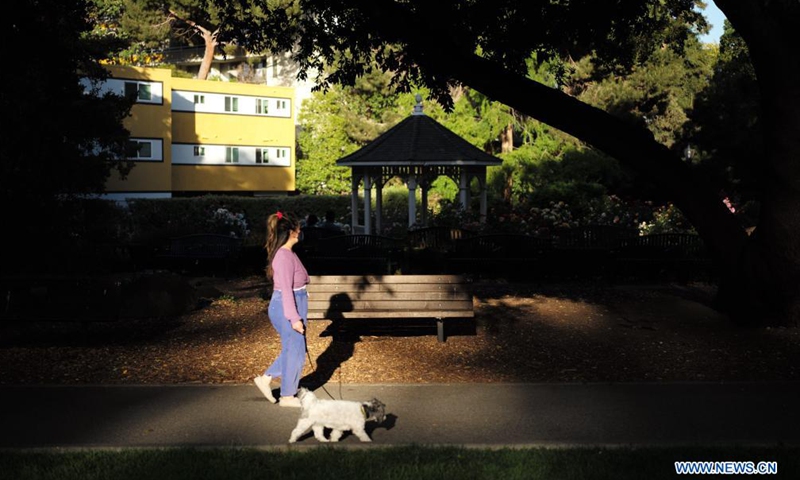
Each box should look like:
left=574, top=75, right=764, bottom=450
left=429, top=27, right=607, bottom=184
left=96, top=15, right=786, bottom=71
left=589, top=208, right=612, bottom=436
left=336, top=96, right=503, bottom=234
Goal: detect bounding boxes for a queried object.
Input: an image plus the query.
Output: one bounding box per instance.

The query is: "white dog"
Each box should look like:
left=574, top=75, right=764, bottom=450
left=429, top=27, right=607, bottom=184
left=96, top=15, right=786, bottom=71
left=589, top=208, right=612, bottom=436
left=288, top=388, right=386, bottom=443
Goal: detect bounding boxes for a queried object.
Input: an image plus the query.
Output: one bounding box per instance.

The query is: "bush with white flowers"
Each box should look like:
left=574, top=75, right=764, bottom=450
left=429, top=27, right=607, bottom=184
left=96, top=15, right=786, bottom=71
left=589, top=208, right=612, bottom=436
left=209, top=208, right=250, bottom=238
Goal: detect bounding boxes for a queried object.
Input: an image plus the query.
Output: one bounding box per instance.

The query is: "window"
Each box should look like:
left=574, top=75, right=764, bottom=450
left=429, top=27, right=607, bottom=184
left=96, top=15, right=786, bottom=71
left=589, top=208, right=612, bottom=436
left=277, top=100, right=287, bottom=110
left=224, top=96, right=239, bottom=112
left=277, top=148, right=288, bottom=159
left=255, top=148, right=269, bottom=164
left=138, top=84, right=152, bottom=101
left=124, top=82, right=137, bottom=99
left=225, top=147, right=239, bottom=163
left=256, top=98, right=269, bottom=115
left=126, top=140, right=153, bottom=159
left=124, top=82, right=151, bottom=101
left=193, top=94, right=205, bottom=104
left=193, top=146, right=205, bottom=156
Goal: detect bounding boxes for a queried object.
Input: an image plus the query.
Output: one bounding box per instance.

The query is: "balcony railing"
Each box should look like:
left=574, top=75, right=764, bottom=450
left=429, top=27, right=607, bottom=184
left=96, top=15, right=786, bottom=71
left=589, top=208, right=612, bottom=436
left=162, top=45, right=262, bottom=65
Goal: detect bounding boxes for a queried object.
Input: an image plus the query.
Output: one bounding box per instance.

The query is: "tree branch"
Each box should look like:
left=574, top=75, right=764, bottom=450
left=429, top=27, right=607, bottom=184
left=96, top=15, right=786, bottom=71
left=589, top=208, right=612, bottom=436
left=356, top=0, right=748, bottom=265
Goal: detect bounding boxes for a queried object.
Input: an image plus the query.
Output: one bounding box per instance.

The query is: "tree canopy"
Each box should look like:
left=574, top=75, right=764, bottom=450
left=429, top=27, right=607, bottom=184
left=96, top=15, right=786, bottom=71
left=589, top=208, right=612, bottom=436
left=212, top=0, right=800, bottom=325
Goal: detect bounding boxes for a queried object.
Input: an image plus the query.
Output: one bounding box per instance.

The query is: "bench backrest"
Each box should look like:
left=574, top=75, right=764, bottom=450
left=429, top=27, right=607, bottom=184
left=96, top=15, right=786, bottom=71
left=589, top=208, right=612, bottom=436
left=306, top=275, right=473, bottom=318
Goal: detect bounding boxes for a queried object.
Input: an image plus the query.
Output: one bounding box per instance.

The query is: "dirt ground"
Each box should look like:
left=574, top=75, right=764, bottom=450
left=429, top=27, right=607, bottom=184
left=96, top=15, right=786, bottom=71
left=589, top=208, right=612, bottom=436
left=0, top=275, right=798, bottom=386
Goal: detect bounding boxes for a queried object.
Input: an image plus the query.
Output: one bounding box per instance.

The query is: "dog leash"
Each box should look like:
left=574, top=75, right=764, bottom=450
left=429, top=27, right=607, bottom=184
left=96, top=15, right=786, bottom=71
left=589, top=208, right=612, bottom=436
left=303, top=328, right=342, bottom=400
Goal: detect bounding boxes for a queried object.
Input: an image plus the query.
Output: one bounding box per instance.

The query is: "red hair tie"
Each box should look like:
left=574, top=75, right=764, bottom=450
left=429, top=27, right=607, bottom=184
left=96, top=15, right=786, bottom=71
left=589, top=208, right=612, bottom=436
left=276, top=211, right=283, bottom=219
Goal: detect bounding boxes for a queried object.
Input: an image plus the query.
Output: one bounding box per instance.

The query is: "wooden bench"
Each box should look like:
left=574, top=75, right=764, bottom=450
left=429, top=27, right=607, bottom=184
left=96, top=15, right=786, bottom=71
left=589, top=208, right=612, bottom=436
left=157, top=233, right=243, bottom=273
left=306, top=274, right=474, bottom=342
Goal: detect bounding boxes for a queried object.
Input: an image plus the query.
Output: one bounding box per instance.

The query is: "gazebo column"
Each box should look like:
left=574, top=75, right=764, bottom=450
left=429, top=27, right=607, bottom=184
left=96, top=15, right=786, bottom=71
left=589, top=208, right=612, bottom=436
left=350, top=176, right=359, bottom=231
left=407, top=176, right=417, bottom=227
left=479, top=172, right=488, bottom=223
left=420, top=184, right=428, bottom=225
left=363, top=173, right=372, bottom=234
left=375, top=175, right=383, bottom=235
left=459, top=170, right=470, bottom=211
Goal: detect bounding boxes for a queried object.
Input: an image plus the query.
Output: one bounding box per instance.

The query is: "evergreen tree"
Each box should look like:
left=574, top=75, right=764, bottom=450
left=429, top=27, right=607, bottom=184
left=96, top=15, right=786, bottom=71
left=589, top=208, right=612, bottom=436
left=117, top=0, right=262, bottom=78
left=2, top=0, right=134, bottom=271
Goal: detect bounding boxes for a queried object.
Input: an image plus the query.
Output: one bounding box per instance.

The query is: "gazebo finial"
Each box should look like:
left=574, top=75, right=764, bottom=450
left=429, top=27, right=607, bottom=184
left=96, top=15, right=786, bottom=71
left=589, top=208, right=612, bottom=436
left=412, top=93, right=424, bottom=115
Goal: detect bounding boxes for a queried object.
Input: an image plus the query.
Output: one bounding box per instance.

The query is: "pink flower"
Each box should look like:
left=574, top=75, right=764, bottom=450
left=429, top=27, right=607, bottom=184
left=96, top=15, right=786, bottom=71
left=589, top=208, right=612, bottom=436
left=722, top=197, right=736, bottom=213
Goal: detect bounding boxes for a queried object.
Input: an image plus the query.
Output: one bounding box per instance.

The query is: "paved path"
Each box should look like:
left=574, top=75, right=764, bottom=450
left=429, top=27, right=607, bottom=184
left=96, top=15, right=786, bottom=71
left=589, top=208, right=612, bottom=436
left=1, top=382, right=798, bottom=448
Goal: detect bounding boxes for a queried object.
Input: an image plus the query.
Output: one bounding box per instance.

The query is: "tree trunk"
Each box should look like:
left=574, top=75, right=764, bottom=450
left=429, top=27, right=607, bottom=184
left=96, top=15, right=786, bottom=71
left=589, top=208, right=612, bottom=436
left=360, top=0, right=800, bottom=325
left=169, top=10, right=218, bottom=81
left=501, top=122, right=514, bottom=153
left=713, top=0, right=800, bottom=325
left=197, top=32, right=216, bottom=80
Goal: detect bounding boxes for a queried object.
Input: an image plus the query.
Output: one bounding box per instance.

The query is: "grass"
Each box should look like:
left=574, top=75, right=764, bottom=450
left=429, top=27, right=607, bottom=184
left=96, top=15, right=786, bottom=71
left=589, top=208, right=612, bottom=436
left=2, top=445, right=798, bottom=480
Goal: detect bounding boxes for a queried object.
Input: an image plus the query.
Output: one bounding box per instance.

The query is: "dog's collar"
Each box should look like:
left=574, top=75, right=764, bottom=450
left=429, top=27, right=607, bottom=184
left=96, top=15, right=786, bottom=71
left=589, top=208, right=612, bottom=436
left=360, top=405, right=367, bottom=419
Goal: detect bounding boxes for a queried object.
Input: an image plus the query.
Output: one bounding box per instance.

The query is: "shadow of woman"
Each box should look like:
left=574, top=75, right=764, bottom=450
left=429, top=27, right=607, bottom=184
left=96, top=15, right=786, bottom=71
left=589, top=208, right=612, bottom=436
left=300, top=292, right=359, bottom=391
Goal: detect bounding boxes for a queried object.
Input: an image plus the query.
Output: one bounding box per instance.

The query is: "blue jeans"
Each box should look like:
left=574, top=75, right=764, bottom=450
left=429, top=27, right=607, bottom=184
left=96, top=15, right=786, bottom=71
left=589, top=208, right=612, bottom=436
left=264, top=289, right=308, bottom=397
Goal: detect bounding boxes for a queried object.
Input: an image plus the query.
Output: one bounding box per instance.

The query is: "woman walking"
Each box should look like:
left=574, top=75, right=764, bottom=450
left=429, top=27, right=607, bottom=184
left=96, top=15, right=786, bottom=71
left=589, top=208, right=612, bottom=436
left=254, top=211, right=309, bottom=407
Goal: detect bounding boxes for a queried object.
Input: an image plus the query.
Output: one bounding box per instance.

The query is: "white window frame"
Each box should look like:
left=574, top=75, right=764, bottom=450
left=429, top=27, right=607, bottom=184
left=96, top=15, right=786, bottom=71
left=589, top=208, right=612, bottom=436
left=126, top=138, right=162, bottom=161
left=125, top=81, right=153, bottom=102
left=82, top=78, right=163, bottom=104
left=255, top=148, right=269, bottom=164
left=224, top=96, right=239, bottom=112
left=255, top=98, right=269, bottom=115
left=225, top=147, right=239, bottom=163
left=172, top=144, right=289, bottom=166
left=171, top=90, right=290, bottom=117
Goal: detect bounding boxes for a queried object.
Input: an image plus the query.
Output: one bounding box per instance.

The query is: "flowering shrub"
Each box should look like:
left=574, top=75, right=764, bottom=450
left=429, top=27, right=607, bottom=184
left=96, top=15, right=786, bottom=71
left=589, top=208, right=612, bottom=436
left=308, top=192, right=701, bottom=239
left=208, top=208, right=250, bottom=238
left=427, top=199, right=484, bottom=233
left=521, top=201, right=578, bottom=235
left=638, top=203, right=695, bottom=235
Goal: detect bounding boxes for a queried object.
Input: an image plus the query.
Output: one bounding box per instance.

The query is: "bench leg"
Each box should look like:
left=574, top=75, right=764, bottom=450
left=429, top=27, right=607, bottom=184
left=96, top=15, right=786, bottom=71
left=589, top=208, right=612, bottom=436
left=437, top=318, right=445, bottom=343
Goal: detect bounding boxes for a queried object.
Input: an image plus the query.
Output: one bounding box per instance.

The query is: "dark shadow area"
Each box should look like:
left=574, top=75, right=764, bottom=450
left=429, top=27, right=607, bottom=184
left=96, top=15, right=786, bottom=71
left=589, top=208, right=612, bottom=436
left=0, top=317, right=185, bottom=349
left=369, top=413, right=398, bottom=435
left=297, top=236, right=404, bottom=275
left=319, top=318, right=476, bottom=339
left=301, top=293, right=357, bottom=391
left=0, top=273, right=244, bottom=348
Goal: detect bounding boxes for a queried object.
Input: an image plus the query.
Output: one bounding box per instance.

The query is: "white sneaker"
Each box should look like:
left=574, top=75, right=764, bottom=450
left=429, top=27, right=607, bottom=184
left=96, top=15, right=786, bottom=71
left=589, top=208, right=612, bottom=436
left=254, top=375, right=276, bottom=403
left=279, top=396, right=301, bottom=408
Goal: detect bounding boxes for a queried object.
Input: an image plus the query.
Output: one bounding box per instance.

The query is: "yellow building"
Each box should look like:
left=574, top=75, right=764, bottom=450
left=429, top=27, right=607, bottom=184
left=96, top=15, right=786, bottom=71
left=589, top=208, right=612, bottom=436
left=100, top=66, right=296, bottom=199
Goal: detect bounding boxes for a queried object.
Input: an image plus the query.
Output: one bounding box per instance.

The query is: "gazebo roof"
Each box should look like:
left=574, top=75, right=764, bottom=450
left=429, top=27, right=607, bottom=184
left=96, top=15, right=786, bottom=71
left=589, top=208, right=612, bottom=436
left=336, top=113, right=502, bottom=167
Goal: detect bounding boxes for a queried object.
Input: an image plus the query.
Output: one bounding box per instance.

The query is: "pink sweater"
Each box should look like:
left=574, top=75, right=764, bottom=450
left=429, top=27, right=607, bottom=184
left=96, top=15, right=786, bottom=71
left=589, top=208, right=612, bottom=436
left=271, top=247, right=309, bottom=324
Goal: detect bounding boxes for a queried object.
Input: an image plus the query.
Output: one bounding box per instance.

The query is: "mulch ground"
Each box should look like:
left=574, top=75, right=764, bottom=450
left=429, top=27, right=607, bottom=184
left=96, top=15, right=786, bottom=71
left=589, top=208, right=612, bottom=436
left=0, top=275, right=798, bottom=386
